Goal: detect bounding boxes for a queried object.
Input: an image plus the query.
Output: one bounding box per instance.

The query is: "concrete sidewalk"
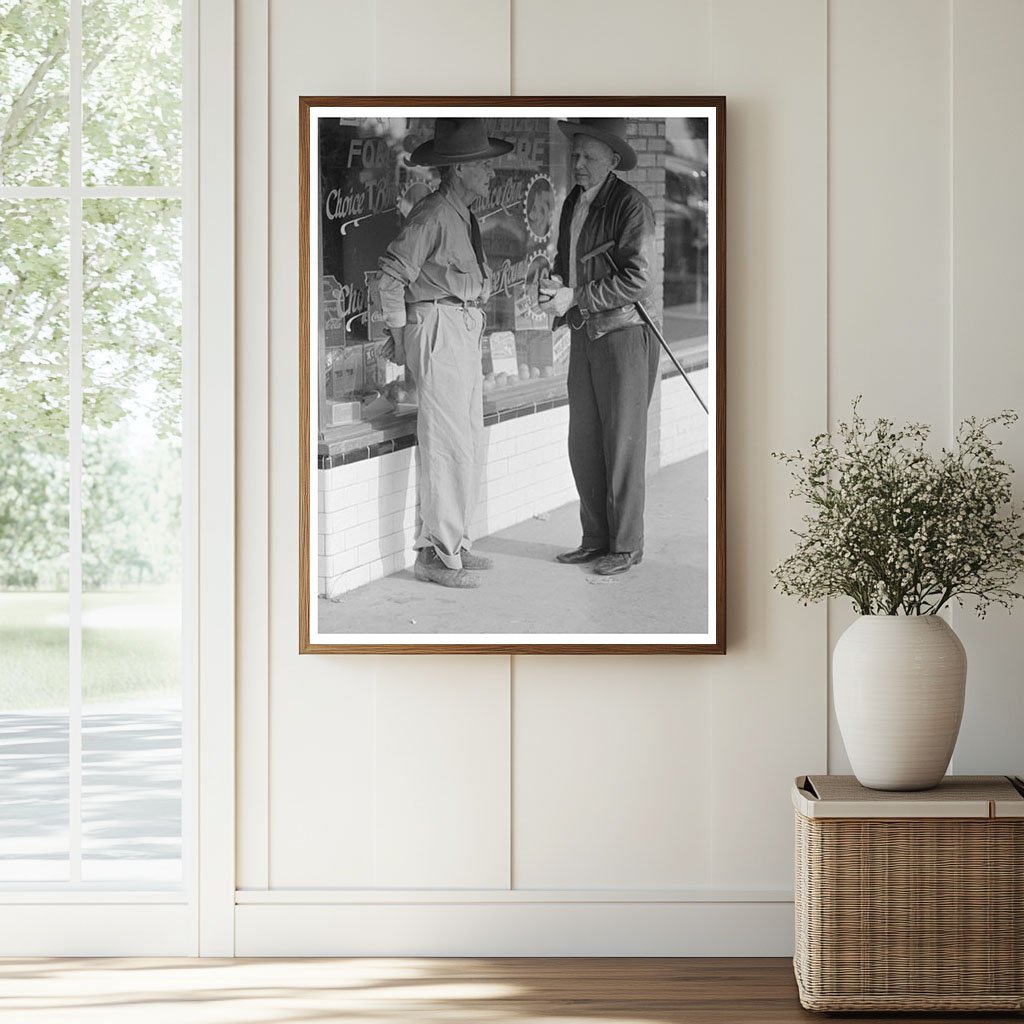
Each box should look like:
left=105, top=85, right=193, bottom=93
left=319, top=453, right=709, bottom=637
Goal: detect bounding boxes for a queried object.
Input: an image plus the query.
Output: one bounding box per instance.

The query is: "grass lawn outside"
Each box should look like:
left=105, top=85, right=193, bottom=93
left=0, top=589, right=181, bottom=711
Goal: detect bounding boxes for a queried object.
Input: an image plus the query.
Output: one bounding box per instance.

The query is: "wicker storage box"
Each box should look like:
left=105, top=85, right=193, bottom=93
left=793, top=775, right=1024, bottom=1012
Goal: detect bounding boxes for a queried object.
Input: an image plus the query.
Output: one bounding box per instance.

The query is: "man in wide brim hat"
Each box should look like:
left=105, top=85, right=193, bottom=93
left=556, top=117, right=638, bottom=172
left=377, top=118, right=512, bottom=589
left=409, top=118, right=513, bottom=166
left=541, top=116, right=657, bottom=577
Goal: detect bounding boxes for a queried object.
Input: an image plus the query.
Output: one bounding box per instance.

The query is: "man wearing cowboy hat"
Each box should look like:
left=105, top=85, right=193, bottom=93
left=378, top=118, right=513, bottom=589
left=540, top=118, right=659, bottom=576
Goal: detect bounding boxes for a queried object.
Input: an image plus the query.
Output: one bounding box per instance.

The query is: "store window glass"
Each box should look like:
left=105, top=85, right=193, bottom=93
left=661, top=117, right=710, bottom=365
left=317, top=117, right=572, bottom=458
left=315, top=115, right=711, bottom=464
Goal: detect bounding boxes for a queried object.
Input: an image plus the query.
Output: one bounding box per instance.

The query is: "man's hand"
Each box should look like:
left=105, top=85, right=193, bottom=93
left=539, top=277, right=574, bottom=317
left=381, top=326, right=405, bottom=364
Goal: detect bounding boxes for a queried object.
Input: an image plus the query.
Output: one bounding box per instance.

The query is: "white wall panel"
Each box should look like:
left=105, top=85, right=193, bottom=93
left=509, top=0, right=713, bottom=897
left=707, top=0, right=828, bottom=889
left=375, top=663, right=511, bottom=887
left=829, top=0, right=950, bottom=425
left=512, top=0, right=712, bottom=94
left=265, top=0, right=377, bottom=889
left=376, top=0, right=510, bottom=95
left=513, top=658, right=713, bottom=889
left=269, top=671, right=377, bottom=886
left=949, top=0, right=1024, bottom=778
left=233, top=0, right=1024, bottom=956
left=827, top=0, right=952, bottom=774
left=264, top=1, right=514, bottom=894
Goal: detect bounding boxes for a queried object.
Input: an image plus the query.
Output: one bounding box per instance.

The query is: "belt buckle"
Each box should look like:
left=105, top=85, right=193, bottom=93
left=567, top=306, right=589, bottom=331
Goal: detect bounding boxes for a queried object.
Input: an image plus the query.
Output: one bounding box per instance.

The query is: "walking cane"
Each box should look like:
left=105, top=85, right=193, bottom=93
left=577, top=241, right=709, bottom=416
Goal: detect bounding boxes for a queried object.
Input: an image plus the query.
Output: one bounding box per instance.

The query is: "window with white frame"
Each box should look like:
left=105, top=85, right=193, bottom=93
left=0, top=0, right=192, bottom=888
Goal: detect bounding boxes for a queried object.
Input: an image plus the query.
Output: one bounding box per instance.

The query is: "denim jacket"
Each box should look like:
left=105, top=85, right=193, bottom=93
left=554, top=173, right=656, bottom=340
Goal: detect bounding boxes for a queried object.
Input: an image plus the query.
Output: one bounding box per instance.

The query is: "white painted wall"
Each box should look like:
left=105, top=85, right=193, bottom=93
left=234, top=0, right=1024, bottom=955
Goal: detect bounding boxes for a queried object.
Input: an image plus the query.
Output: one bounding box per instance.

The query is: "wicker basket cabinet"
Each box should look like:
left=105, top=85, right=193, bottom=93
left=793, top=775, right=1024, bottom=1012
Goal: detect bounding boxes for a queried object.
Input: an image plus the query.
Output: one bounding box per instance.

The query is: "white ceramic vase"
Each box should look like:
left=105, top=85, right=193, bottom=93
left=833, top=615, right=967, bottom=791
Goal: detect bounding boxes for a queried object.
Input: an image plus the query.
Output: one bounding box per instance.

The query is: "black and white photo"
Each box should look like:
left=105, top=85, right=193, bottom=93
left=299, top=99, right=725, bottom=653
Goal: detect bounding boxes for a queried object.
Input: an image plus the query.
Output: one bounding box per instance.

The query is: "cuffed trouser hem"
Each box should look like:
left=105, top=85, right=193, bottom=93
left=610, top=538, right=643, bottom=553
left=414, top=540, right=464, bottom=571
left=433, top=546, right=463, bottom=571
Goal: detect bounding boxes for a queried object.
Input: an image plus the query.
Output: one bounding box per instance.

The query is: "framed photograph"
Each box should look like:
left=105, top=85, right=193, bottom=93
left=299, top=97, right=725, bottom=654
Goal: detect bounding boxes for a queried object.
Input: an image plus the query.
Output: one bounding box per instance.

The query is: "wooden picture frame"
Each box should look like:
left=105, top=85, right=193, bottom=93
left=300, top=97, right=725, bottom=653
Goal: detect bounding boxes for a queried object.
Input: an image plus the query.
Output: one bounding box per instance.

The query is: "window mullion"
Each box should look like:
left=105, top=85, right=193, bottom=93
left=0, top=187, right=183, bottom=200
left=68, top=0, right=83, bottom=886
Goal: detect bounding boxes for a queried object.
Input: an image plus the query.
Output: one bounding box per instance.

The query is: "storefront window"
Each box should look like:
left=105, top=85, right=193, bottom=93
left=315, top=116, right=709, bottom=462
left=661, top=117, right=710, bottom=362
left=317, top=117, right=572, bottom=456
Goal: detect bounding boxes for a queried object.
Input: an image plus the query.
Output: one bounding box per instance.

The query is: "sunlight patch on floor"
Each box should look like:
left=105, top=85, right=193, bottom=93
left=0, top=958, right=686, bottom=1023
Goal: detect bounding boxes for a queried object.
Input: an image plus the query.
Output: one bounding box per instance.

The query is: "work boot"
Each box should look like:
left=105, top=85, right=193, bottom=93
left=413, top=547, right=480, bottom=588
left=459, top=548, right=493, bottom=570
left=593, top=550, right=643, bottom=576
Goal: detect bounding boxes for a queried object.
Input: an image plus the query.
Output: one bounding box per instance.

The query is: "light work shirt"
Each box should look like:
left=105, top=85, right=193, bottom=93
left=378, top=183, right=490, bottom=329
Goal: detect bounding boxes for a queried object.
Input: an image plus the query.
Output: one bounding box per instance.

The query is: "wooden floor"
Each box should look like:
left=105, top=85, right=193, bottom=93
left=0, top=957, right=1019, bottom=1023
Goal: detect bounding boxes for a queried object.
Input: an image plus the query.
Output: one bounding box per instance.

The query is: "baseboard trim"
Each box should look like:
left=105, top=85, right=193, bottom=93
left=236, top=887, right=791, bottom=904
left=235, top=900, right=795, bottom=956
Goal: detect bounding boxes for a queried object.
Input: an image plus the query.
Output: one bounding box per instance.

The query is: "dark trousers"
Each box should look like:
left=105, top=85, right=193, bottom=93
left=566, top=322, right=660, bottom=553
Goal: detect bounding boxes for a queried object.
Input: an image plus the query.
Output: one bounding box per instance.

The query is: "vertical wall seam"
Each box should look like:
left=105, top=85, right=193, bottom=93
left=946, top=0, right=957, bottom=771
left=948, top=0, right=955, bottom=443
left=507, top=0, right=515, bottom=895
left=508, top=0, right=514, bottom=95
left=824, top=0, right=832, bottom=772
left=709, top=0, right=714, bottom=92
left=371, top=671, right=379, bottom=887
left=262, top=0, right=272, bottom=889
left=508, top=656, right=515, bottom=890
left=707, top=0, right=715, bottom=888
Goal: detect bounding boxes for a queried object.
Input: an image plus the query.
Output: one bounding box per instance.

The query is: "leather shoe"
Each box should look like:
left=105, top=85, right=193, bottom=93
left=556, top=545, right=608, bottom=565
left=593, top=550, right=643, bottom=576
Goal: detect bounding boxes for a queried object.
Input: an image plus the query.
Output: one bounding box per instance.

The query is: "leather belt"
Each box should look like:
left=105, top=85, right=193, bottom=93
left=567, top=302, right=635, bottom=331
left=408, top=296, right=481, bottom=309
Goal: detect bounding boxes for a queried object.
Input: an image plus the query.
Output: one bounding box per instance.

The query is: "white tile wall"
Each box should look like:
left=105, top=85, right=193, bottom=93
left=659, top=370, right=710, bottom=466
left=319, top=383, right=711, bottom=597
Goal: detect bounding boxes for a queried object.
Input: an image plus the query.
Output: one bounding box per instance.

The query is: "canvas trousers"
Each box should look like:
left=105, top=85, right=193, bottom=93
left=566, top=322, right=660, bottom=553
left=404, top=303, right=486, bottom=570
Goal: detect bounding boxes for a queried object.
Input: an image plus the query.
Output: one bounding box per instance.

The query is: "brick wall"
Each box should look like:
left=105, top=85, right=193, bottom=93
left=621, top=119, right=667, bottom=327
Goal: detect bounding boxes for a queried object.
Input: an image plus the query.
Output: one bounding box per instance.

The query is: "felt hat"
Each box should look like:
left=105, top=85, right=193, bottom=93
left=556, top=117, right=638, bottom=172
left=409, top=117, right=514, bottom=167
